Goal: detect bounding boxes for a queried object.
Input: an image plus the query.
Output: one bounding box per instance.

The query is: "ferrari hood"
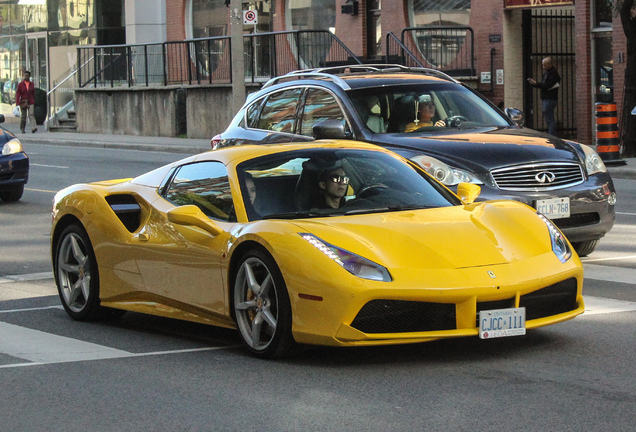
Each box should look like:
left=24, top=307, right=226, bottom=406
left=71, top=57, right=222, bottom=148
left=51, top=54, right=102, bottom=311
left=291, top=201, right=549, bottom=271
left=375, top=127, right=581, bottom=171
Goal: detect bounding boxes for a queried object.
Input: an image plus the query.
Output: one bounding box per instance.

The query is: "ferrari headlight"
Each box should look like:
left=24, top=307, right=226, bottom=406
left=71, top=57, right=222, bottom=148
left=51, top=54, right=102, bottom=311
left=410, top=155, right=483, bottom=186
left=2, top=138, right=23, bottom=156
left=580, top=144, right=606, bottom=175
left=300, top=233, right=392, bottom=282
left=538, top=213, right=572, bottom=263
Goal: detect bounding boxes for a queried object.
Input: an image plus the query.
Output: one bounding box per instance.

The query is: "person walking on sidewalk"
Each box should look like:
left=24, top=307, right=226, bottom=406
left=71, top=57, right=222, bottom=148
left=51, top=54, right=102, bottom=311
left=527, top=57, right=561, bottom=136
left=15, top=71, right=37, bottom=134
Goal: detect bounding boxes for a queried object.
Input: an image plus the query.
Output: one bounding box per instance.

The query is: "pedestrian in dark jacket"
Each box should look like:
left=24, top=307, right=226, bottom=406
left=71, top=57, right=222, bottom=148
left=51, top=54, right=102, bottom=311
left=15, top=70, right=37, bottom=134
left=528, top=57, right=561, bottom=136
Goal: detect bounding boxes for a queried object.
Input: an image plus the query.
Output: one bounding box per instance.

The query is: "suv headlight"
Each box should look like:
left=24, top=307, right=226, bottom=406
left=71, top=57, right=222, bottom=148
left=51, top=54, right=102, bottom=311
left=538, top=213, right=572, bottom=263
left=580, top=144, right=606, bottom=175
left=411, top=155, right=483, bottom=186
left=300, top=233, right=392, bottom=282
left=2, top=138, right=23, bottom=156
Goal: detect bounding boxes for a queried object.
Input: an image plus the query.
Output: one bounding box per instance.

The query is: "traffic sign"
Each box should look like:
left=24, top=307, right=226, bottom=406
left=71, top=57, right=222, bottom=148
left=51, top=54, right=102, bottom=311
left=243, top=10, right=258, bottom=25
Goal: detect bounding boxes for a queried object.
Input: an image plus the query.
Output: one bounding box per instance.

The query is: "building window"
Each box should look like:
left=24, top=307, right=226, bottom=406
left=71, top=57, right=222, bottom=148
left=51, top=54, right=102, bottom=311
left=410, top=0, right=471, bottom=27
left=594, top=0, right=613, bottom=28
left=286, top=0, right=335, bottom=31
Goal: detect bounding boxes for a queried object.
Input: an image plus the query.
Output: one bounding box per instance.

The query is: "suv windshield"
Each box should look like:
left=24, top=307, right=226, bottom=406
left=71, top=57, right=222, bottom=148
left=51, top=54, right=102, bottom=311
left=348, top=83, right=510, bottom=134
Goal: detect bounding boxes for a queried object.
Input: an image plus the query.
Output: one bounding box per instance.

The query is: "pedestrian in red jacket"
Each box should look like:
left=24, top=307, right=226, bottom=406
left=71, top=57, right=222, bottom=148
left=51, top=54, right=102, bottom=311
left=15, top=71, right=37, bottom=134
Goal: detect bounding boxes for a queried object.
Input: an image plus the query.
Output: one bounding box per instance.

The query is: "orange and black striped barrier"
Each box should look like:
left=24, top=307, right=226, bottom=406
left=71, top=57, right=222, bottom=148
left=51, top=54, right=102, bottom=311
left=595, top=103, right=626, bottom=166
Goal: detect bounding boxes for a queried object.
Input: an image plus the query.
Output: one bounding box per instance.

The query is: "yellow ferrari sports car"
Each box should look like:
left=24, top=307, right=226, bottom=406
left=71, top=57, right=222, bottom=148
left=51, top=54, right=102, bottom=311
left=51, top=141, right=583, bottom=358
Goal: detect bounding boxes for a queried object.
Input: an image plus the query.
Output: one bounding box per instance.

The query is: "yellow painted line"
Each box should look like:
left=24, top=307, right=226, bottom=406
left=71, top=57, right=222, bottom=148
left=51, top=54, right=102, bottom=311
left=25, top=188, right=57, bottom=193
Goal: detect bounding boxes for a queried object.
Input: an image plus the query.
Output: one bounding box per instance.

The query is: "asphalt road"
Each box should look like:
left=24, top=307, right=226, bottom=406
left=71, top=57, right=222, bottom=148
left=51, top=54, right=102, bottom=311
left=1, top=142, right=635, bottom=431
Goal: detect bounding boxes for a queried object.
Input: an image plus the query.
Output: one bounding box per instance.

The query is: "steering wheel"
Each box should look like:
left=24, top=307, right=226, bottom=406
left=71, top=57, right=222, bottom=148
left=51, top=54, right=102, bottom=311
left=356, top=183, right=389, bottom=198
left=445, top=115, right=469, bottom=128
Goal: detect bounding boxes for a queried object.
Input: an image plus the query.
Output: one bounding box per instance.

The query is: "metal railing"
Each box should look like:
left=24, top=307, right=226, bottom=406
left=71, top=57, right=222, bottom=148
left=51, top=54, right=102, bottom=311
left=244, top=30, right=361, bottom=82
left=385, top=32, right=425, bottom=68
left=389, top=26, right=475, bottom=78
left=77, top=30, right=361, bottom=88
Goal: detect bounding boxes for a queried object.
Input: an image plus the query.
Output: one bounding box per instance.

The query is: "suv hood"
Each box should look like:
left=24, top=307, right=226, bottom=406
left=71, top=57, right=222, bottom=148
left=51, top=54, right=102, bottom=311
left=374, top=127, right=582, bottom=171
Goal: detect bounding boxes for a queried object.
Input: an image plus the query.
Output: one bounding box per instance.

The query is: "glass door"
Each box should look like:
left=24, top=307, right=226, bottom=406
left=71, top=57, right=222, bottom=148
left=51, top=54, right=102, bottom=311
left=27, top=33, right=47, bottom=91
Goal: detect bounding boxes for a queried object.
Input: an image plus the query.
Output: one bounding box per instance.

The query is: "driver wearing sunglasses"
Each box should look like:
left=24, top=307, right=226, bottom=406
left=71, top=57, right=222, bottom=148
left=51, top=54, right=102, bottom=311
left=314, top=166, right=349, bottom=209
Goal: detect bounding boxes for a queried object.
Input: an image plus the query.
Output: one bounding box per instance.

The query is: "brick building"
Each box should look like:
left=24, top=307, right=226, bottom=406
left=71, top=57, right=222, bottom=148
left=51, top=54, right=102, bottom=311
left=0, top=0, right=629, bottom=146
left=165, top=0, right=626, bottom=146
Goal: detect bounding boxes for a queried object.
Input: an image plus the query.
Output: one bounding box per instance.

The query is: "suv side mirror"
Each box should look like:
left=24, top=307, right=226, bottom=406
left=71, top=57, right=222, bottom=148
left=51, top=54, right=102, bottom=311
left=312, top=119, right=352, bottom=140
left=504, top=108, right=525, bottom=126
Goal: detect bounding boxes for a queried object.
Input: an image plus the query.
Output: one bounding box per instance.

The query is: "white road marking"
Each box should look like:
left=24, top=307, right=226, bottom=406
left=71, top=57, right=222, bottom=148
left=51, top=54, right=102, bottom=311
left=582, top=255, right=636, bottom=264
left=583, top=296, right=636, bottom=316
left=616, top=212, right=636, bottom=216
left=0, top=305, right=63, bottom=314
left=30, top=163, right=68, bottom=169
left=0, top=321, right=239, bottom=368
left=583, top=263, right=636, bottom=284
left=0, top=321, right=131, bottom=364
left=0, top=272, right=53, bottom=284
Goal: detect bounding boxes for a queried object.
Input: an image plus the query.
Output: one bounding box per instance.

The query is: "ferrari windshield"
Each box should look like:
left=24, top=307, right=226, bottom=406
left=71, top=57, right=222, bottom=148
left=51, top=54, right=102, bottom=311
left=237, top=148, right=461, bottom=221
left=348, top=83, right=510, bottom=134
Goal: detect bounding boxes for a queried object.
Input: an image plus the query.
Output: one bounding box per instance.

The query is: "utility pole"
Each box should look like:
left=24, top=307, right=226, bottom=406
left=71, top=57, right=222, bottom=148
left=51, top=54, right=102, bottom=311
left=230, top=0, right=246, bottom=115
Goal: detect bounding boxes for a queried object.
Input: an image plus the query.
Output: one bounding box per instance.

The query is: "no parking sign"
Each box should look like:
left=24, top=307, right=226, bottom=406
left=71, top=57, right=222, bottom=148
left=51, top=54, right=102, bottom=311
left=243, top=10, right=258, bottom=25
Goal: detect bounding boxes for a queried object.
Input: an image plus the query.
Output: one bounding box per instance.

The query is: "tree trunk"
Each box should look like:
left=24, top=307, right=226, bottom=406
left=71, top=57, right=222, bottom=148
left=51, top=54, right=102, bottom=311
left=620, top=0, right=636, bottom=157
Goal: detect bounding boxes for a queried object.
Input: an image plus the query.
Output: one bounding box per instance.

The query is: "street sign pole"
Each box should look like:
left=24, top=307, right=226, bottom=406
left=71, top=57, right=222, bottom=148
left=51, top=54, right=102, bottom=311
left=230, top=0, right=246, bottom=115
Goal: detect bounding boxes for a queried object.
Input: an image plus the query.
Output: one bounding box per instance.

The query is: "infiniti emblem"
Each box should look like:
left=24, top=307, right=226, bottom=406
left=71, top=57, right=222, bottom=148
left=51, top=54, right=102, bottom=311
left=535, top=171, right=556, bottom=183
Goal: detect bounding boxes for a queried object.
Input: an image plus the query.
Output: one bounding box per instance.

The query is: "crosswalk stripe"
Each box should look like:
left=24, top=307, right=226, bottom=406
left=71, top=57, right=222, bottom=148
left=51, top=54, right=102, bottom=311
left=0, top=321, right=131, bottom=364
left=583, top=264, right=636, bottom=285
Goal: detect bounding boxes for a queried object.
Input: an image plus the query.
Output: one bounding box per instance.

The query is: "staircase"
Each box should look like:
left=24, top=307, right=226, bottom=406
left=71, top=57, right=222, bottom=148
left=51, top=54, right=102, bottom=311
left=47, top=100, right=77, bottom=132
left=51, top=108, right=77, bottom=132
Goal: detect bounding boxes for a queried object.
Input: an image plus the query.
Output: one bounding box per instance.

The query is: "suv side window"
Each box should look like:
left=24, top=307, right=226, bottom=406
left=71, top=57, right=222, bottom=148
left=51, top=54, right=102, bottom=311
left=164, top=161, right=235, bottom=222
left=258, top=88, right=303, bottom=133
left=245, top=98, right=264, bottom=129
left=299, top=88, right=344, bottom=136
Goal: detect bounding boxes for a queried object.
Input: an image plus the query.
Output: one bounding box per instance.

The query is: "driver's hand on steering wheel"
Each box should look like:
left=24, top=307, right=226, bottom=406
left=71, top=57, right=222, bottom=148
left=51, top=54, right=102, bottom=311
left=434, top=119, right=446, bottom=127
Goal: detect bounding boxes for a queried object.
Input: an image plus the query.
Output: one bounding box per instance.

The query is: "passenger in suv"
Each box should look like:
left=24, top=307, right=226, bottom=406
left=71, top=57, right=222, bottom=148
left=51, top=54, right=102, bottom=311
left=212, top=65, right=616, bottom=256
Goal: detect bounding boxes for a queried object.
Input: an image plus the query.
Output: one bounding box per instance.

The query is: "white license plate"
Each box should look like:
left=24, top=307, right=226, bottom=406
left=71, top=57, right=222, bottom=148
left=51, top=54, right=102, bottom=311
left=479, top=307, right=526, bottom=339
left=535, top=197, right=570, bottom=219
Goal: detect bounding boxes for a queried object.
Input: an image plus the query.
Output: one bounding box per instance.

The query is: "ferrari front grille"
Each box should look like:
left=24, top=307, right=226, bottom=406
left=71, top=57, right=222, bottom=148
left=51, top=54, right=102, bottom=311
left=491, top=162, right=584, bottom=191
left=350, top=300, right=456, bottom=334
left=519, top=278, right=578, bottom=320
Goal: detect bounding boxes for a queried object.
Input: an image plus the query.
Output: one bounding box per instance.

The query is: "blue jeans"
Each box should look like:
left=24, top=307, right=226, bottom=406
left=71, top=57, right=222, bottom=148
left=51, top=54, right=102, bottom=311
left=542, top=99, right=557, bottom=136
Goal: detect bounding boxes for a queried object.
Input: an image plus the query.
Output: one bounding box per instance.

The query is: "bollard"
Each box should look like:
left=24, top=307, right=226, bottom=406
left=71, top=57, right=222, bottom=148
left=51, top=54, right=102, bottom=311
left=595, top=103, right=626, bottom=166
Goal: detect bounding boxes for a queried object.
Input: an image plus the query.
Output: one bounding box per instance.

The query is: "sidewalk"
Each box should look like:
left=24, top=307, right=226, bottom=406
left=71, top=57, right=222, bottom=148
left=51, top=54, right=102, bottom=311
left=2, top=117, right=211, bottom=155
left=3, top=115, right=635, bottom=179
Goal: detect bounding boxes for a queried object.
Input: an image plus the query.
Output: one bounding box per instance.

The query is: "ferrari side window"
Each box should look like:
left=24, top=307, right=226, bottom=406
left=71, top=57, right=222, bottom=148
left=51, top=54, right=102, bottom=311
left=165, top=162, right=235, bottom=222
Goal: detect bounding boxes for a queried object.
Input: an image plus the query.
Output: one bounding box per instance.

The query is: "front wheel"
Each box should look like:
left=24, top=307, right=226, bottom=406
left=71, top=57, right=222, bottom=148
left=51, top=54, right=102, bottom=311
left=54, top=223, right=102, bottom=321
left=233, top=249, right=296, bottom=359
left=0, top=184, right=24, bottom=202
left=571, top=239, right=599, bottom=257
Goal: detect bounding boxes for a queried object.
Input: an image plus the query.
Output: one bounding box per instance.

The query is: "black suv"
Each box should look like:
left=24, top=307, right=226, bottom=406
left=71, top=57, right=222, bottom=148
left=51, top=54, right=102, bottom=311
left=212, top=65, right=616, bottom=256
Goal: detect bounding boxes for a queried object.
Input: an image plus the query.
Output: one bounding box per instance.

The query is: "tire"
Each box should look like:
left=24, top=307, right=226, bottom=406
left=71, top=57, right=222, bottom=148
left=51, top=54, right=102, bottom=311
left=571, top=239, right=599, bottom=257
left=54, top=223, right=103, bottom=321
left=0, top=185, right=24, bottom=202
left=233, top=249, right=297, bottom=359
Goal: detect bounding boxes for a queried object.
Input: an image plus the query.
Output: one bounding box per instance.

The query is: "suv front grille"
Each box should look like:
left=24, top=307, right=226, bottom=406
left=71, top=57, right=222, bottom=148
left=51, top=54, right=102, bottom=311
left=491, top=162, right=584, bottom=191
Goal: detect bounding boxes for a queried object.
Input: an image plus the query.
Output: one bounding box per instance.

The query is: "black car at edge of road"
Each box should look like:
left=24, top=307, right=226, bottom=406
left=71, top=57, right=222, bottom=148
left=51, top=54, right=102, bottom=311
left=0, top=114, right=29, bottom=202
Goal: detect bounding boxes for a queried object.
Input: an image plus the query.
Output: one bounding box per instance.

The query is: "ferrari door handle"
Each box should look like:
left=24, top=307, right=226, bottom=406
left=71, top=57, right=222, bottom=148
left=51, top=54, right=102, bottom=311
left=137, top=233, right=149, bottom=241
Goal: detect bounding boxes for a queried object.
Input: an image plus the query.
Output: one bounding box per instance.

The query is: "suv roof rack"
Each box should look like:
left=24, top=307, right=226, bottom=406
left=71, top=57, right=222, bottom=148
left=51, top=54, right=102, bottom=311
left=262, top=64, right=458, bottom=89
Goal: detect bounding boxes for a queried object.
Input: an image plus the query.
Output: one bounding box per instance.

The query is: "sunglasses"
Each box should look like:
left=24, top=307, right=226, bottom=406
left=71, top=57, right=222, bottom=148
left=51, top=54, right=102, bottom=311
left=329, top=175, right=350, bottom=185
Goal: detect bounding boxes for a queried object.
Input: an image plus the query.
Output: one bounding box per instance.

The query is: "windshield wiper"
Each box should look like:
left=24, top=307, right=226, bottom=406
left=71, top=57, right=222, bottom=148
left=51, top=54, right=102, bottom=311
left=343, top=205, right=426, bottom=215
left=262, top=211, right=329, bottom=219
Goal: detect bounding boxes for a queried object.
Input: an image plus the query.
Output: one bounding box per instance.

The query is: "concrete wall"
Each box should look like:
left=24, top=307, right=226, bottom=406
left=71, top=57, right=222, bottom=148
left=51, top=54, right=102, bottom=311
left=75, top=85, right=241, bottom=138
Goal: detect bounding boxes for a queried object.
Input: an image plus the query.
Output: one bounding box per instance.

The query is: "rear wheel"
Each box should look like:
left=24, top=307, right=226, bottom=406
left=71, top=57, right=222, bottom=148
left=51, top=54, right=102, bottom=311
left=572, top=239, right=599, bottom=257
left=0, top=185, right=24, bottom=202
left=233, top=249, right=296, bottom=359
left=54, top=223, right=103, bottom=321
